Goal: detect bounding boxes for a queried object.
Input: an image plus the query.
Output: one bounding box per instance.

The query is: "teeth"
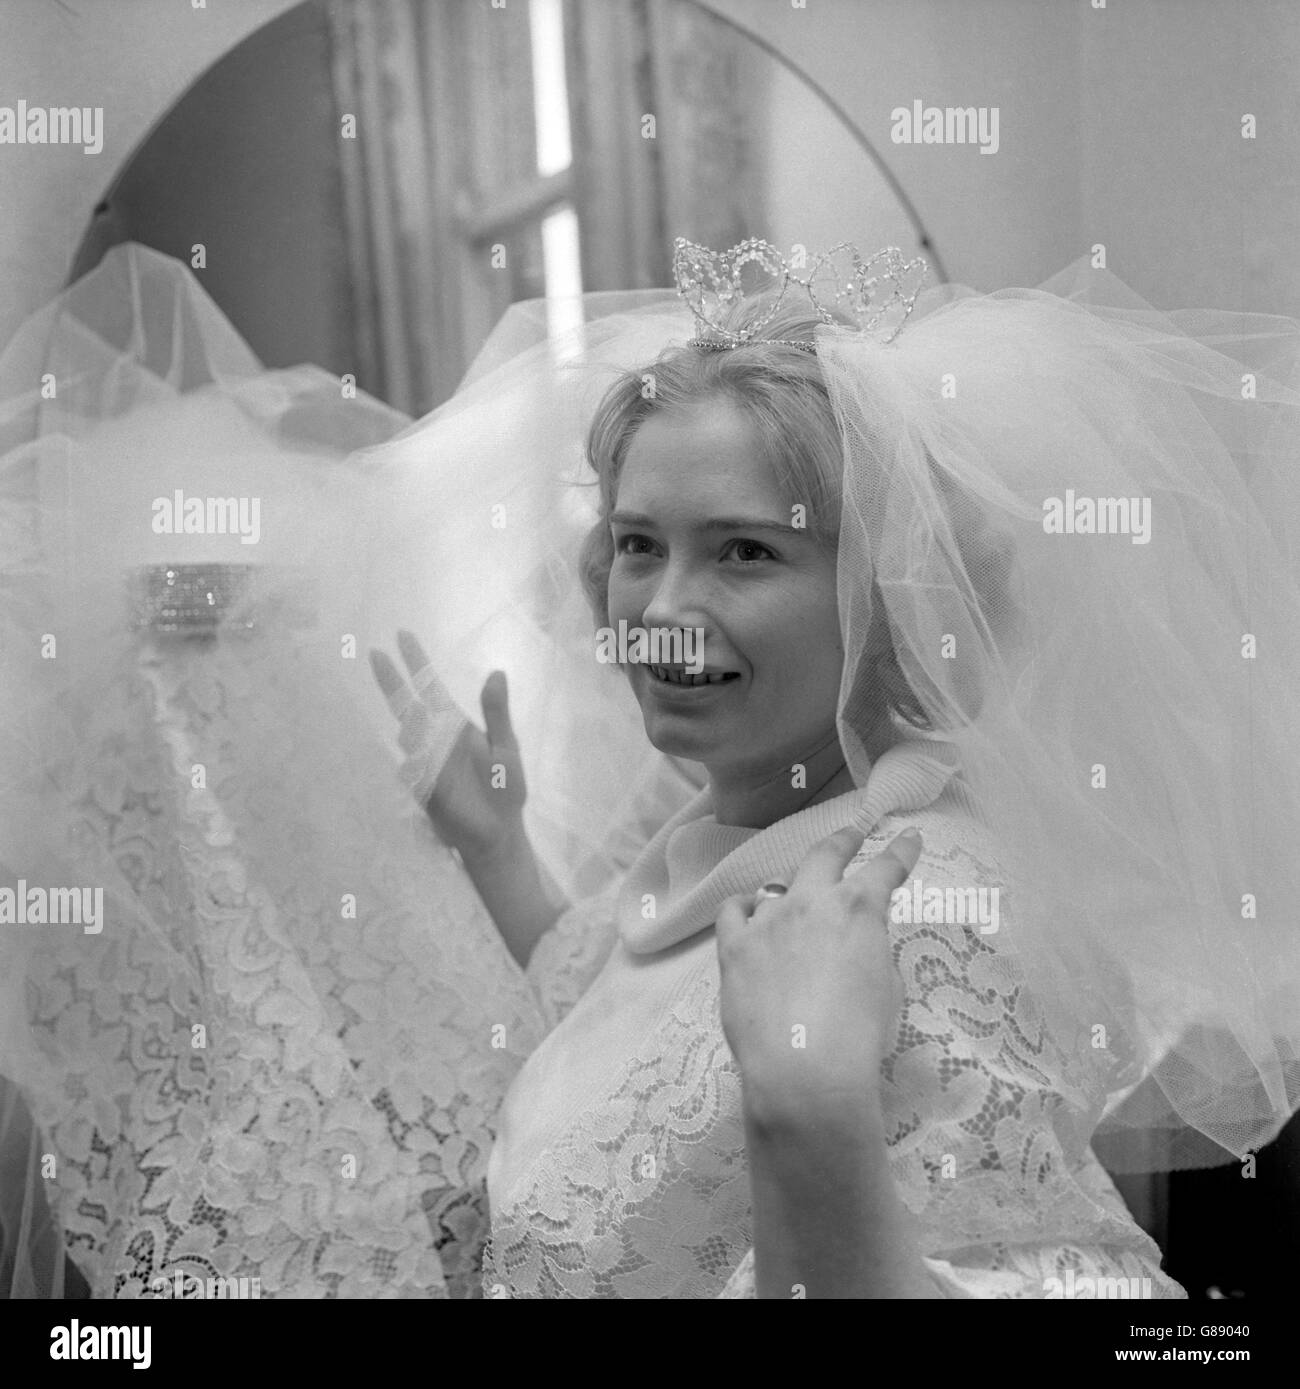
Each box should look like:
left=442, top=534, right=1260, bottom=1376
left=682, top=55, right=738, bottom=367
left=651, top=666, right=732, bottom=686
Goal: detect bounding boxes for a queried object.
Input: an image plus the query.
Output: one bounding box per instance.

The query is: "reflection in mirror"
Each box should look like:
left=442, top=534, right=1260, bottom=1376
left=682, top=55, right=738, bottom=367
left=71, top=0, right=935, bottom=415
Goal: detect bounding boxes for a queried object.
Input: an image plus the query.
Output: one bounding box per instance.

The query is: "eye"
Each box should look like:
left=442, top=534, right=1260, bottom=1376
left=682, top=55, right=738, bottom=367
left=614, top=532, right=658, bottom=557
left=723, top=538, right=776, bottom=564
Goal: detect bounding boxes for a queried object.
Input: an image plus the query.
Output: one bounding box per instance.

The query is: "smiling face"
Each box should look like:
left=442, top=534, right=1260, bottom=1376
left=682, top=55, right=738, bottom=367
left=607, top=396, right=846, bottom=798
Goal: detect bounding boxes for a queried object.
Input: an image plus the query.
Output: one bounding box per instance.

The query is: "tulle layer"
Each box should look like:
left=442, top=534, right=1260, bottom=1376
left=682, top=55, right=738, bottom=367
left=824, top=262, right=1300, bottom=1169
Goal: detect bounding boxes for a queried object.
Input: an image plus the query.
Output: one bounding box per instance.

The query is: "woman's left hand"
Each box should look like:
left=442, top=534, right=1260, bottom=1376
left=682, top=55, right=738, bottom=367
left=716, top=826, right=923, bottom=1126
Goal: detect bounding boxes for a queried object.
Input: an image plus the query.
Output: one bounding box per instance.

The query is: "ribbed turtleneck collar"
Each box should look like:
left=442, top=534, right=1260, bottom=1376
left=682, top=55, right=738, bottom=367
left=617, top=739, right=966, bottom=954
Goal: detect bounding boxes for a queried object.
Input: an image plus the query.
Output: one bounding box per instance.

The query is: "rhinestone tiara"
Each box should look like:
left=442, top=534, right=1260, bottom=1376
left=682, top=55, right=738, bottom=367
left=672, top=236, right=927, bottom=351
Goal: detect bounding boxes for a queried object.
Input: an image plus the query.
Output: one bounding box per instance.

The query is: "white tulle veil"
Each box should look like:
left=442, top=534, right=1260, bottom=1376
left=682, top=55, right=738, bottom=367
left=1, top=240, right=1298, bottom=1298
left=815, top=268, right=1300, bottom=1172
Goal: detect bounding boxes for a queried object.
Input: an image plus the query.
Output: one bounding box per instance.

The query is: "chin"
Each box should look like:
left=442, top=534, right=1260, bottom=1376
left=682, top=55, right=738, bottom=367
left=637, top=705, right=721, bottom=764
left=640, top=714, right=702, bottom=761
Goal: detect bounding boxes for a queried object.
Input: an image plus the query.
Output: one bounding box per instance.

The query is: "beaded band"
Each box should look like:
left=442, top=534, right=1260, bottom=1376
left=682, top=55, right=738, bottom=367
left=689, top=337, right=817, bottom=354
left=128, top=563, right=257, bottom=635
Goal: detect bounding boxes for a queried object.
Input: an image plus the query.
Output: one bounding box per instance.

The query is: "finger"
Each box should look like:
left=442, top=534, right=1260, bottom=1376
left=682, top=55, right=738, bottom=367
left=372, top=647, right=438, bottom=755
left=480, top=670, right=518, bottom=755
left=369, top=648, right=417, bottom=721
left=843, top=828, right=923, bottom=909
left=713, top=894, right=754, bottom=955
left=397, top=629, right=460, bottom=714
left=396, top=628, right=433, bottom=681
left=372, top=647, right=451, bottom=758
left=786, top=825, right=870, bottom=895
left=878, top=827, right=923, bottom=878
left=749, top=883, right=792, bottom=922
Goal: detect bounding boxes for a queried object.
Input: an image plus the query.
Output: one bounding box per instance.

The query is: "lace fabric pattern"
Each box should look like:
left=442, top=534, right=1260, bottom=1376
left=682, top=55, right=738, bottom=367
left=19, top=629, right=544, bottom=1298
left=486, top=951, right=749, bottom=1299
left=487, top=809, right=1185, bottom=1299
left=522, top=883, right=623, bottom=1036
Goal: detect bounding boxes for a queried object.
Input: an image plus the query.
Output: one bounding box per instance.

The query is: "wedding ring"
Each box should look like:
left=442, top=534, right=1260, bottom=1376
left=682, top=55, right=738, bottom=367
left=752, top=882, right=789, bottom=907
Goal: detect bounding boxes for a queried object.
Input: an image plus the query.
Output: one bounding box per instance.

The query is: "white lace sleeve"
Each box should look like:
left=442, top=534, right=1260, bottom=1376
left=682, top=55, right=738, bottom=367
left=524, top=883, right=622, bottom=1032
left=717, top=809, right=1186, bottom=1301
left=915, top=1122, right=1187, bottom=1297
left=916, top=1158, right=1186, bottom=1297
left=714, top=1182, right=1181, bottom=1302
left=877, top=814, right=1187, bottom=1299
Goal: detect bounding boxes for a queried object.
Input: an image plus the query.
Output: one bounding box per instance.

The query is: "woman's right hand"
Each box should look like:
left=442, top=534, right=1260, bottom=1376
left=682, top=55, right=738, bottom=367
left=369, top=630, right=527, bottom=865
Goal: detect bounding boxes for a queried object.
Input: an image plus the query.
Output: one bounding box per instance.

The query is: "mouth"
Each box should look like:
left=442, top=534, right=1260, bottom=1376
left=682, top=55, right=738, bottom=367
left=646, top=665, right=741, bottom=688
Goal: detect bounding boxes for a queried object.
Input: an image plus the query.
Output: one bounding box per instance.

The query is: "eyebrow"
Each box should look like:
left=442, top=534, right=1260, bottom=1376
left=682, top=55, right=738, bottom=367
left=609, top=511, right=798, bottom=536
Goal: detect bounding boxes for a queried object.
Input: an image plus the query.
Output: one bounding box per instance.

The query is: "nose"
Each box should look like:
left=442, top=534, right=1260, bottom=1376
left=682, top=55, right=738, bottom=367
left=640, top=559, right=710, bottom=635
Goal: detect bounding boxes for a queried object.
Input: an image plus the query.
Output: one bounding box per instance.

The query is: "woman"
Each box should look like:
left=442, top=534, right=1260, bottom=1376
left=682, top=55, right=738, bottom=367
left=367, top=241, right=1300, bottom=1297
left=2, top=240, right=1298, bottom=1298
left=373, top=306, right=987, bottom=1296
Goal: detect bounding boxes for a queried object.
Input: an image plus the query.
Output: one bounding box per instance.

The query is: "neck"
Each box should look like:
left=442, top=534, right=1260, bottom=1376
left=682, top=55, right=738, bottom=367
left=707, top=736, right=860, bottom=829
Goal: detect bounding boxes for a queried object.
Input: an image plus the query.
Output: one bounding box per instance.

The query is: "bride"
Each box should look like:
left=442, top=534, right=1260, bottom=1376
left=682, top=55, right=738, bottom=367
left=368, top=239, right=1300, bottom=1298
left=2, top=239, right=1298, bottom=1298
